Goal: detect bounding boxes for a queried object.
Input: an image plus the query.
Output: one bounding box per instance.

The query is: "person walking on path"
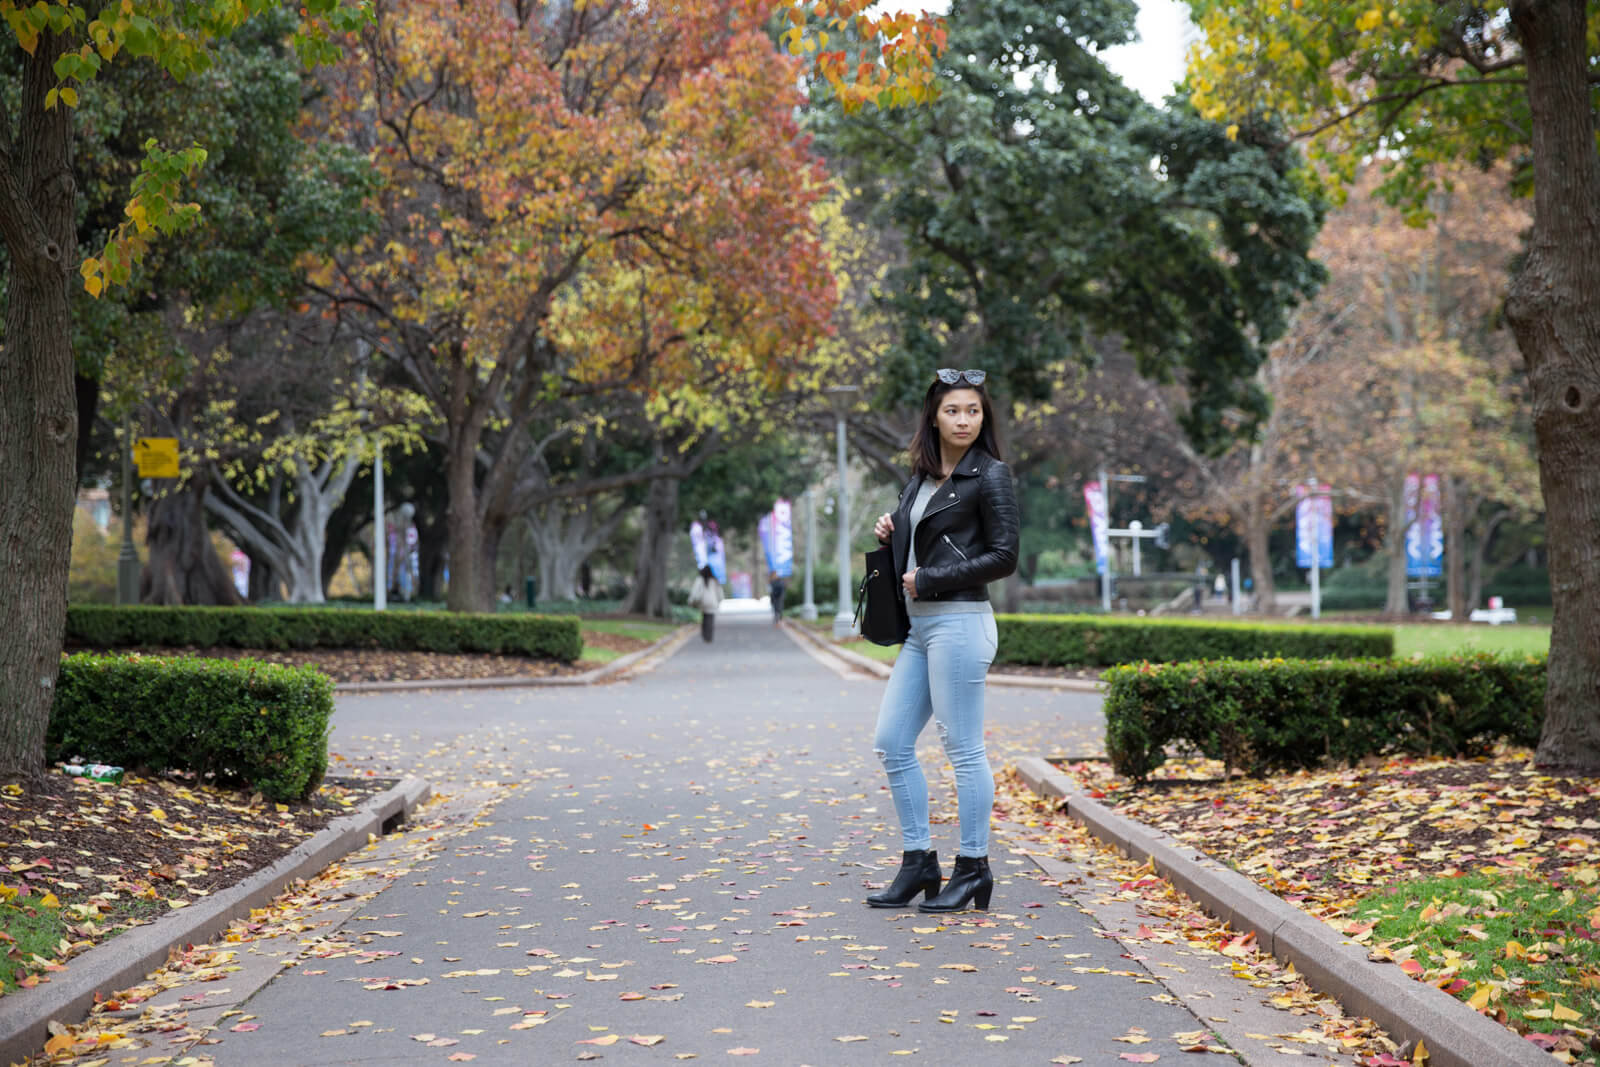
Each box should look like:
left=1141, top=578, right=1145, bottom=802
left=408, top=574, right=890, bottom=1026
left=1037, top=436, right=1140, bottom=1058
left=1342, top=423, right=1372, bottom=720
left=866, top=368, right=1019, bottom=913
left=689, top=564, right=723, bottom=642
left=768, top=570, right=786, bottom=621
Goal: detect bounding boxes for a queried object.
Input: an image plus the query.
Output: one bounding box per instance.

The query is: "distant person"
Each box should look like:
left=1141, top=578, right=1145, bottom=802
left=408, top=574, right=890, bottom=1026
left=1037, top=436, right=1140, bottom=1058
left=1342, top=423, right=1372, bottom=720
left=1192, top=565, right=1207, bottom=613
left=1214, top=573, right=1227, bottom=601
left=499, top=584, right=513, bottom=605
left=866, top=368, right=1018, bottom=915
left=579, top=561, right=592, bottom=599
left=689, top=565, right=722, bottom=642
left=769, top=570, right=787, bottom=622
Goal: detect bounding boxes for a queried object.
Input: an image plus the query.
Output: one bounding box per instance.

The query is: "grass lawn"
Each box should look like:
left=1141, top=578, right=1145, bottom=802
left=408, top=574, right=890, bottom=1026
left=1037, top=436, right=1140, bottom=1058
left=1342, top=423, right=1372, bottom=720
left=1391, top=622, right=1550, bottom=659
left=579, top=619, right=679, bottom=663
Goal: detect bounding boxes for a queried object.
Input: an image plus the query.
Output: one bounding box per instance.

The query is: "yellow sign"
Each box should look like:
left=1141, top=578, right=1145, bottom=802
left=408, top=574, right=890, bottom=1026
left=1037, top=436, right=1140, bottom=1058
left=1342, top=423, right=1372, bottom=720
left=133, top=437, right=180, bottom=478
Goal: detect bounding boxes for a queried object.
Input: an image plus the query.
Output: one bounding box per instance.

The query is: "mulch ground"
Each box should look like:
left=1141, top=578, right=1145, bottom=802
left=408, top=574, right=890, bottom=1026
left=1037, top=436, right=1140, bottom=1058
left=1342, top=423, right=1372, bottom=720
left=66, top=626, right=657, bottom=684
left=0, top=771, right=390, bottom=992
left=1040, top=750, right=1600, bottom=1063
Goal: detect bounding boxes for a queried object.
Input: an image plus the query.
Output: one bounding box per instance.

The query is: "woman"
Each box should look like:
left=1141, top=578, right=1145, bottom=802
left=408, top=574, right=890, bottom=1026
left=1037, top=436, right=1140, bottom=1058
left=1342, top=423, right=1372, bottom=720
left=690, top=565, right=723, bottom=642
left=866, top=368, right=1019, bottom=912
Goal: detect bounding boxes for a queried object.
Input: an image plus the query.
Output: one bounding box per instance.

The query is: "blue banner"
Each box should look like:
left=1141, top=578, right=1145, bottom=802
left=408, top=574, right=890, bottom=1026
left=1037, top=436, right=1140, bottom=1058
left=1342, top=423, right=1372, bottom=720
left=1404, top=474, right=1443, bottom=577
left=1295, top=483, right=1333, bottom=569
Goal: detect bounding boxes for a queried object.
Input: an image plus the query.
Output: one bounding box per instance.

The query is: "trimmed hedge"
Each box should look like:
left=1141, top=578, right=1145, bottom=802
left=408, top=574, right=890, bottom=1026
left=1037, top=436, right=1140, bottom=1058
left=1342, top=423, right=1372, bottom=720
left=66, top=604, right=583, bottom=662
left=51, top=654, right=334, bottom=801
left=1103, top=654, right=1547, bottom=782
left=994, top=614, right=1393, bottom=667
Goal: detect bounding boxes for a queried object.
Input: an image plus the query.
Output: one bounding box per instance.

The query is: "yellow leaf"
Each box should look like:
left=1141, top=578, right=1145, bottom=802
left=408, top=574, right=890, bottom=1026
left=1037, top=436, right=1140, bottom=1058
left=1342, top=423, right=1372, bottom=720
left=59, top=86, right=76, bottom=107
left=1552, top=1003, right=1583, bottom=1022
left=39, top=892, right=60, bottom=908
left=1225, top=124, right=1239, bottom=141
left=44, top=87, right=57, bottom=110
left=1411, top=1038, right=1428, bottom=1065
left=1355, top=8, right=1383, bottom=31
left=44, top=1033, right=74, bottom=1056
left=84, top=273, right=103, bottom=297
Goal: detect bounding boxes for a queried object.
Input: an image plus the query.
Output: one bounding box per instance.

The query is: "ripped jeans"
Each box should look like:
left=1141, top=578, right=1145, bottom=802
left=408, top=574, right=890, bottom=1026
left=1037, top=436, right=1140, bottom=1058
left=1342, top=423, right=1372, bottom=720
left=873, top=611, right=998, bottom=858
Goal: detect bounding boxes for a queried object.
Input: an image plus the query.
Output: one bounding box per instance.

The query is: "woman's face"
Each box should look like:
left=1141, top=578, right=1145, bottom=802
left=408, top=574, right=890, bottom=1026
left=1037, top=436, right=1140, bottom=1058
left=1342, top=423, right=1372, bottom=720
left=934, top=388, right=984, bottom=455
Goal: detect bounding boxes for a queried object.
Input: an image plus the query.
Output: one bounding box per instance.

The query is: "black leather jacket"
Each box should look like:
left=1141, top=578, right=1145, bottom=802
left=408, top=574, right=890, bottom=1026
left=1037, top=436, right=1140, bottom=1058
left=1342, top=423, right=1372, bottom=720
left=884, top=446, right=1020, bottom=602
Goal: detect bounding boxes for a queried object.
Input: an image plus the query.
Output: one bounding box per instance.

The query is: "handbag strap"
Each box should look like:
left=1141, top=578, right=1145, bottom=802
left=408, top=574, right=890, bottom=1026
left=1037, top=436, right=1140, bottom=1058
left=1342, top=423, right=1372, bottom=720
left=852, top=568, right=877, bottom=631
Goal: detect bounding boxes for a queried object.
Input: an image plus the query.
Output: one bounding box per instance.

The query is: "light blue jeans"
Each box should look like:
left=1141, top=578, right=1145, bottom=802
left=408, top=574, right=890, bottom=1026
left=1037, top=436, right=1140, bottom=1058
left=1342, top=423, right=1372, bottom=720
left=873, top=612, right=998, bottom=858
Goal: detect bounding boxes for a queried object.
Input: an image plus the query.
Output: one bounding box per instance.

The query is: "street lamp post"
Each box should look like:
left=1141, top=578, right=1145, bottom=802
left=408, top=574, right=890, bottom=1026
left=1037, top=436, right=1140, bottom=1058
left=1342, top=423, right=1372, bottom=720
left=801, top=489, right=817, bottom=621
left=825, top=386, right=858, bottom=638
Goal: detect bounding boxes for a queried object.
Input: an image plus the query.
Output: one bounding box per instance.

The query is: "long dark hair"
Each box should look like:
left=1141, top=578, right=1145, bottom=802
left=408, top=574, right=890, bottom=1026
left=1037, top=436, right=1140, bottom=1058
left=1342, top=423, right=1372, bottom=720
left=907, top=379, right=1003, bottom=479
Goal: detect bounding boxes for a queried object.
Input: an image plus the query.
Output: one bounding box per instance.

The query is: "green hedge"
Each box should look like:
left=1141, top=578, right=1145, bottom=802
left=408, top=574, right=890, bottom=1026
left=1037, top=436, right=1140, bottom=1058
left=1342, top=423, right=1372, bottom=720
left=994, top=614, right=1393, bottom=667
left=51, top=654, right=334, bottom=801
left=1102, top=654, right=1546, bottom=781
left=66, top=605, right=583, bottom=662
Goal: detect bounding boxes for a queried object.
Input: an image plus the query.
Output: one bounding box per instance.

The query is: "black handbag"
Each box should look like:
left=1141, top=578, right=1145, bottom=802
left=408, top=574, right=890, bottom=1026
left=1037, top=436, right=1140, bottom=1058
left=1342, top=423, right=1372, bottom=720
left=854, top=544, right=910, bottom=646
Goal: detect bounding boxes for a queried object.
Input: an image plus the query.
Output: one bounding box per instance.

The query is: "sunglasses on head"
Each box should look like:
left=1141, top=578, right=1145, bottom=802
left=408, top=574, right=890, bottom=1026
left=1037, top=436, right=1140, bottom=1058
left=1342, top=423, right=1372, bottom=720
left=935, top=368, right=987, bottom=386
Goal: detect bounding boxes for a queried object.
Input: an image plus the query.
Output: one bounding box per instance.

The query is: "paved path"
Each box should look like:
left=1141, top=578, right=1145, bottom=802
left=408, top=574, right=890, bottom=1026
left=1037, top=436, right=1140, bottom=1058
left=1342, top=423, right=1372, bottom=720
left=154, top=616, right=1330, bottom=1066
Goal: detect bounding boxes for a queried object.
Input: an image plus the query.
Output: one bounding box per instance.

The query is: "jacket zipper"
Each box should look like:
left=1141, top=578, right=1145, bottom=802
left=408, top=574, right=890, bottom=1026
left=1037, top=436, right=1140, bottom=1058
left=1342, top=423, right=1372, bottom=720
left=942, top=534, right=969, bottom=561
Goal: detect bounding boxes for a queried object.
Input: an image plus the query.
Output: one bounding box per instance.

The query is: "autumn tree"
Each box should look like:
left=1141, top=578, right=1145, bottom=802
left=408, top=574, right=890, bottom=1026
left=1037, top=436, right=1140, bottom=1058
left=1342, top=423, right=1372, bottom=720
left=1183, top=1, right=1598, bottom=769
left=317, top=0, right=850, bottom=612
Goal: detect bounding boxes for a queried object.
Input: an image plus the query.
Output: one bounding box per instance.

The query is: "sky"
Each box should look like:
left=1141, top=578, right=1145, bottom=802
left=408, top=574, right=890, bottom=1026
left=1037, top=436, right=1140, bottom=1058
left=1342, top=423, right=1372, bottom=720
left=1099, top=0, right=1195, bottom=105
left=884, top=0, right=1196, bottom=106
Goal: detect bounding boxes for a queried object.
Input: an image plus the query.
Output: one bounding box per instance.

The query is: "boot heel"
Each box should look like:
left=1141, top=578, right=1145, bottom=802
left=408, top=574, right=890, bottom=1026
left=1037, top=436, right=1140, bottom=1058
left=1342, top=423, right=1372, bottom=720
left=921, top=880, right=941, bottom=901
left=973, top=886, right=992, bottom=910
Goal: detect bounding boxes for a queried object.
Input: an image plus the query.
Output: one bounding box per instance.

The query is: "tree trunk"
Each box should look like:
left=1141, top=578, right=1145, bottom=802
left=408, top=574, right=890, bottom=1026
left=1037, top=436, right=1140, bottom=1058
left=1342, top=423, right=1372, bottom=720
left=627, top=475, right=679, bottom=618
left=444, top=432, right=489, bottom=613
left=1467, top=507, right=1510, bottom=613
left=480, top=515, right=508, bottom=608
left=1444, top=475, right=1467, bottom=621
left=417, top=517, right=447, bottom=601
left=1508, top=0, right=1600, bottom=773
left=1384, top=481, right=1410, bottom=616
left=1244, top=495, right=1275, bottom=614
left=203, top=454, right=359, bottom=605
left=526, top=498, right=627, bottom=604
left=0, top=33, right=81, bottom=780
left=141, top=476, right=243, bottom=606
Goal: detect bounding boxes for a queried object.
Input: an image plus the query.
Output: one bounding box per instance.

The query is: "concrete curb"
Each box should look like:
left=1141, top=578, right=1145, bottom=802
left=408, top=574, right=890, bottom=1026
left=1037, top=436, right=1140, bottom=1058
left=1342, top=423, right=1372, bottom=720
left=0, top=776, right=431, bottom=1066
left=1012, top=756, right=1551, bottom=1067
left=336, top=624, right=696, bottom=694
left=781, top=621, right=1103, bottom=692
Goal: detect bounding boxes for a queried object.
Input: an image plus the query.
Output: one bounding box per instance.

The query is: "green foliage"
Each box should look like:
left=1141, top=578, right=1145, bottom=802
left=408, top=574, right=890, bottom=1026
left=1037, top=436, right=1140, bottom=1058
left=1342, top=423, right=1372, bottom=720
left=680, top=435, right=818, bottom=533
left=810, top=0, right=1327, bottom=452
left=65, top=605, right=583, bottom=662
left=1102, top=653, right=1547, bottom=781
left=51, top=654, right=334, bottom=801
left=994, top=614, right=1392, bottom=667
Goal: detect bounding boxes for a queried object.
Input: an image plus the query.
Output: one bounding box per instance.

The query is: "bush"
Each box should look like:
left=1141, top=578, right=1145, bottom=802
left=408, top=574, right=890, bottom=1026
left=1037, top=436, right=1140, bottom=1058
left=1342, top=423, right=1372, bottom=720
left=994, top=614, right=1393, bottom=667
left=1102, top=653, right=1546, bottom=781
left=65, top=604, right=583, bottom=662
left=52, top=654, right=334, bottom=801
left=1484, top=564, right=1551, bottom=607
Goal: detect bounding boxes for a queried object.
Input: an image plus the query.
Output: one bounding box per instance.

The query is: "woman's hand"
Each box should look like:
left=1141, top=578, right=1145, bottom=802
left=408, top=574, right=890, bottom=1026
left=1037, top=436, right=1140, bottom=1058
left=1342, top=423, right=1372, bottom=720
left=873, top=512, right=894, bottom=544
left=902, top=568, right=918, bottom=599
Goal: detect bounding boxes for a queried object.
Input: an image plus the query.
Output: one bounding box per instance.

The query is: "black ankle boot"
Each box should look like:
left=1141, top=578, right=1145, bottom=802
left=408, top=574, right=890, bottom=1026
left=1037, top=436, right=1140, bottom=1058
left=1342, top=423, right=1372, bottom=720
left=917, top=855, right=992, bottom=912
left=865, top=850, right=942, bottom=908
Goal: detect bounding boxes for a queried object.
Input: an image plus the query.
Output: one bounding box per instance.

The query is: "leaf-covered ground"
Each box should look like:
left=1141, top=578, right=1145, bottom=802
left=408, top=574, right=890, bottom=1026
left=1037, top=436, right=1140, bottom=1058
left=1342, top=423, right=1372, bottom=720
left=1038, top=751, right=1600, bottom=1064
left=0, top=770, right=390, bottom=995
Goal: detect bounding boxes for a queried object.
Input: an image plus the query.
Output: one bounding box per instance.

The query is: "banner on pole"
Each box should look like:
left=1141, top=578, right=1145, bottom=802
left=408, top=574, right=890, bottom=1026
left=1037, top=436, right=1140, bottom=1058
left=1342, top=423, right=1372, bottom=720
left=1294, top=483, right=1333, bottom=569
left=1404, top=473, right=1443, bottom=577
left=1084, top=481, right=1110, bottom=576
left=706, top=526, right=727, bottom=584
left=690, top=520, right=708, bottom=570
left=760, top=500, right=794, bottom=578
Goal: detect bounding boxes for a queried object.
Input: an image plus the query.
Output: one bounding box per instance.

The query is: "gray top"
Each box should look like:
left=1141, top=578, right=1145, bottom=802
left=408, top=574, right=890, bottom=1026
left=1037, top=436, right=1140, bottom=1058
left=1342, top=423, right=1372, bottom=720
left=904, top=475, right=993, bottom=619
